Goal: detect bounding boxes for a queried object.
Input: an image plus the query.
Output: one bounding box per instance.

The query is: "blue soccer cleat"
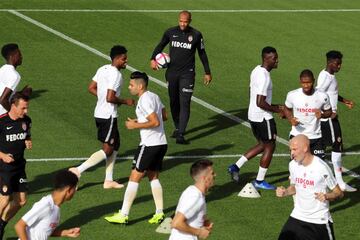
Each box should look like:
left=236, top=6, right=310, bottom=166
left=227, top=164, right=240, bottom=182
left=252, top=180, right=276, bottom=190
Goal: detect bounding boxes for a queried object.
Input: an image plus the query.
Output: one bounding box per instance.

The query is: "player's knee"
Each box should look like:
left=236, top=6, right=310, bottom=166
left=18, top=198, right=27, bottom=208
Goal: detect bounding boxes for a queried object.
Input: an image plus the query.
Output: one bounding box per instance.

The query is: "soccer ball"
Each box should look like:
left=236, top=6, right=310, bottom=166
left=155, top=52, right=170, bottom=69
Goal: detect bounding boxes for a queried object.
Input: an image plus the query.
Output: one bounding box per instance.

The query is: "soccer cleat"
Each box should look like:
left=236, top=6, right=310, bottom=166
left=171, top=129, right=179, bottom=138
left=148, top=213, right=165, bottom=224
left=104, top=212, right=128, bottom=224
left=103, top=180, right=124, bottom=189
left=176, top=134, right=189, bottom=144
left=227, top=164, right=240, bottom=182
left=68, top=167, right=81, bottom=179
left=339, top=183, right=357, bottom=192
left=252, top=180, right=276, bottom=190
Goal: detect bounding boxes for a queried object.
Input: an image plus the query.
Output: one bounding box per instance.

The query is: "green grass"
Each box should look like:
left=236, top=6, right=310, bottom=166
left=1, top=1, right=360, bottom=239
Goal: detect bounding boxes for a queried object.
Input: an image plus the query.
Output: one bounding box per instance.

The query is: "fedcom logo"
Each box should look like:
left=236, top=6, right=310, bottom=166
left=171, top=41, right=192, bottom=49
left=6, top=133, right=27, bottom=142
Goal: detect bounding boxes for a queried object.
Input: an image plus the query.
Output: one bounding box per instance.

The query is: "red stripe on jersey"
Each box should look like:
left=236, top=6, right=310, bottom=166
left=0, top=113, right=8, bottom=119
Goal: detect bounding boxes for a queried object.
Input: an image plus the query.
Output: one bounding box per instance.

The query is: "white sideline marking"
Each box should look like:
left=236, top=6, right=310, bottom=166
left=2, top=9, right=360, bottom=13
left=9, top=10, right=359, bottom=179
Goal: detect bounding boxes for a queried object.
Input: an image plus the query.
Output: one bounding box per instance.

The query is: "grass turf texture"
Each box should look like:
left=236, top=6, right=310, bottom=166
left=1, top=1, right=360, bottom=239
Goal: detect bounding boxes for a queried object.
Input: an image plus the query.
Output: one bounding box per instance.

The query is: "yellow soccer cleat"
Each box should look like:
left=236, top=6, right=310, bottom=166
left=104, top=213, right=128, bottom=224
left=148, top=213, right=165, bottom=224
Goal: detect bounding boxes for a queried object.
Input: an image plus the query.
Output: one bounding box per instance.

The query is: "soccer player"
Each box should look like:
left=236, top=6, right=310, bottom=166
left=228, top=46, right=284, bottom=190
left=276, top=134, right=343, bottom=240
left=15, top=170, right=80, bottom=240
left=69, top=45, right=135, bottom=189
left=316, top=50, right=356, bottom=192
left=105, top=71, right=168, bottom=224
left=284, top=69, right=332, bottom=158
left=0, top=92, right=32, bottom=239
left=150, top=10, right=212, bottom=144
left=0, top=43, right=22, bottom=115
left=169, top=159, right=215, bottom=240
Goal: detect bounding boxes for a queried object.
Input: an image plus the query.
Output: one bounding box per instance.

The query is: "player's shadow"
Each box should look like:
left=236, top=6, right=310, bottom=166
left=162, top=144, right=234, bottom=172
left=344, top=144, right=360, bottom=152
left=29, top=168, right=65, bottom=194
left=185, top=108, right=248, bottom=142
left=29, top=89, right=48, bottom=100
left=331, top=165, right=360, bottom=213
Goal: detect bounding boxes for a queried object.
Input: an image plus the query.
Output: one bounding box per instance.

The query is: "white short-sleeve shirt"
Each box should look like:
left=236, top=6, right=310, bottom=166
left=289, top=156, right=337, bottom=224
left=93, top=64, right=122, bottom=119
left=316, top=70, right=338, bottom=113
left=0, top=64, right=21, bottom=115
left=169, top=185, right=206, bottom=240
left=285, top=88, right=331, bottom=139
left=248, top=65, right=273, bottom=122
left=21, top=195, right=60, bottom=240
left=136, top=91, right=167, bottom=146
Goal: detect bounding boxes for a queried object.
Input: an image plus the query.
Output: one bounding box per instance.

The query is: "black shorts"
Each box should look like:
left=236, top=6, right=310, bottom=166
left=95, top=117, right=120, bottom=150
left=321, top=117, right=342, bottom=149
left=132, top=144, right=168, bottom=172
left=278, top=216, right=335, bottom=240
left=250, top=119, right=277, bottom=142
left=0, top=169, right=28, bottom=195
left=290, top=136, right=324, bottom=159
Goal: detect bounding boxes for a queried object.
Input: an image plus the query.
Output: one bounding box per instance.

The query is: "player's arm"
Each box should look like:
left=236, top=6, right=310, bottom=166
left=106, top=89, right=135, bottom=106
left=257, top=95, right=282, bottom=113
left=150, top=32, right=170, bottom=70
left=162, top=107, right=168, bottom=121
left=283, top=106, right=299, bottom=126
left=171, top=212, right=211, bottom=239
left=126, top=112, right=160, bottom=130
left=52, top=227, right=81, bottom=238
left=318, top=108, right=332, bottom=119
left=0, top=151, right=14, bottom=163
left=0, top=87, right=13, bottom=111
left=315, top=185, right=343, bottom=202
left=197, top=35, right=212, bottom=85
left=276, top=185, right=296, bottom=198
left=338, top=95, right=354, bottom=109
left=88, top=80, right=97, bottom=96
left=14, top=219, right=29, bottom=240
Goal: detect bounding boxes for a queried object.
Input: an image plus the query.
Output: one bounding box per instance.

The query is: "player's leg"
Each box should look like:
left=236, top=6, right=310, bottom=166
left=103, top=121, right=124, bottom=189
left=278, top=217, right=302, bottom=240
left=69, top=117, right=115, bottom=178
left=176, top=72, right=195, bottom=144
left=252, top=119, right=277, bottom=190
left=329, top=118, right=356, bottom=192
left=166, top=70, right=180, bottom=137
left=0, top=172, right=12, bottom=239
left=147, top=144, right=167, bottom=224
left=309, top=138, right=325, bottom=159
left=2, top=192, right=26, bottom=222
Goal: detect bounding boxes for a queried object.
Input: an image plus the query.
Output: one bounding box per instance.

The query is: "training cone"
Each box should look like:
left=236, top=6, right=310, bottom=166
left=238, top=182, right=261, bottom=198
left=156, top=217, right=172, bottom=234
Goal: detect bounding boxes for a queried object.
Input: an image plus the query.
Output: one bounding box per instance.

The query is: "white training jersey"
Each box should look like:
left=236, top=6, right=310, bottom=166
left=136, top=91, right=167, bottom=146
left=285, top=88, right=331, bottom=139
left=289, top=156, right=337, bottom=224
left=0, top=64, right=21, bottom=115
left=169, top=185, right=206, bottom=240
left=316, top=69, right=338, bottom=113
left=22, top=195, right=60, bottom=240
left=93, top=64, right=123, bottom=119
left=248, top=65, right=273, bottom=122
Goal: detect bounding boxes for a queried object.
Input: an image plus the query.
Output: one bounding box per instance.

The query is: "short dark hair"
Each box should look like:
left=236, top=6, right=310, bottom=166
left=262, top=46, right=277, bottom=58
left=299, top=69, right=314, bottom=81
left=190, top=159, right=213, bottom=179
left=10, top=92, right=29, bottom=105
left=110, top=45, right=127, bottom=61
left=54, top=170, right=79, bottom=190
left=1, top=43, right=19, bottom=60
left=326, top=50, right=343, bottom=61
left=130, top=71, right=149, bottom=87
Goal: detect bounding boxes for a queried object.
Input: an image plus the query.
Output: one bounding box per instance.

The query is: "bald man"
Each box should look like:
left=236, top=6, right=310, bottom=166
left=276, top=135, right=343, bottom=240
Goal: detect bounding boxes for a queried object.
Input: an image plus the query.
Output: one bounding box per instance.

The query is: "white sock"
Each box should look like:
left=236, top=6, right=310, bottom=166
left=256, top=167, right=268, bottom=181
left=150, top=179, right=163, bottom=214
left=105, top=151, right=117, bottom=181
left=120, top=181, right=139, bottom=216
left=331, top=151, right=344, bottom=185
left=77, top=150, right=107, bottom=173
left=235, top=156, right=248, bottom=169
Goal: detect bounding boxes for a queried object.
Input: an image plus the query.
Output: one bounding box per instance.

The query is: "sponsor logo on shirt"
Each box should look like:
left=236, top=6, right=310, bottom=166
left=171, top=41, right=192, bottom=49
left=6, top=133, right=27, bottom=142
left=295, top=177, right=314, bottom=188
left=188, top=35, right=193, bottom=42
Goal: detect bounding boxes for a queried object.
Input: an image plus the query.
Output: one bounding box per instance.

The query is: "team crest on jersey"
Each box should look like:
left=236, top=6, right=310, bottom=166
left=305, top=103, right=308, bottom=107
left=303, top=173, right=306, bottom=178
left=337, top=137, right=342, bottom=143
left=22, top=122, right=27, bottom=131
left=2, top=185, right=8, bottom=193
left=110, top=138, right=114, bottom=144
left=188, top=35, right=193, bottom=42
